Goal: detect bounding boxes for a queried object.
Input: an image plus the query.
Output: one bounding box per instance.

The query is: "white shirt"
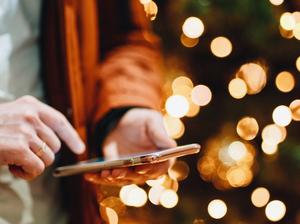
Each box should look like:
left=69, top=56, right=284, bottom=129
left=0, top=1, right=66, bottom=223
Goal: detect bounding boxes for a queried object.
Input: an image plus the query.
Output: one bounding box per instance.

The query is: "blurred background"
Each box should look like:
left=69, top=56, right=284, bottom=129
left=98, top=0, right=300, bottom=223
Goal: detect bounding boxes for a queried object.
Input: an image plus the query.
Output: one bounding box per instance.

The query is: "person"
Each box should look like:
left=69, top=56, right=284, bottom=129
left=0, top=0, right=176, bottom=223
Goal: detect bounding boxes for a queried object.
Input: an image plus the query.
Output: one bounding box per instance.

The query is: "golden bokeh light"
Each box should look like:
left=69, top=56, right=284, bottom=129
left=226, top=167, right=252, bottom=187
left=180, top=33, right=199, bottom=48
left=280, top=12, right=296, bottom=31
left=236, top=117, right=259, bottom=140
left=269, top=0, right=284, bottom=5
left=275, top=71, right=295, bottom=93
left=289, top=99, right=300, bottom=121
left=279, top=25, right=294, bottom=39
left=143, top=1, right=158, bottom=21
left=228, top=141, right=247, bottom=161
left=163, top=115, right=185, bottom=139
left=191, top=85, right=212, bottom=106
left=168, top=161, right=190, bottom=181
left=159, top=189, right=179, bottom=208
left=207, top=199, right=227, bottom=219
left=293, top=11, right=300, bottom=23
left=261, top=124, right=286, bottom=145
left=148, top=186, right=165, bottom=205
left=262, top=141, right=278, bottom=155
left=139, top=0, right=151, bottom=4
left=146, top=175, right=167, bottom=187
left=293, top=23, right=300, bottom=40
left=165, top=95, right=189, bottom=118
left=210, top=36, right=233, bottom=58
left=296, top=56, right=300, bottom=72
left=119, top=184, right=147, bottom=207
left=228, top=78, right=247, bottom=99
left=272, top=105, right=292, bottom=127
left=182, top=17, right=205, bottom=39
left=236, top=63, right=267, bottom=94
left=265, top=200, right=287, bottom=222
left=186, top=102, right=200, bottom=117
left=251, top=187, right=271, bottom=207
left=101, top=207, right=118, bottom=224
left=172, top=76, right=193, bottom=89
left=99, top=197, right=125, bottom=224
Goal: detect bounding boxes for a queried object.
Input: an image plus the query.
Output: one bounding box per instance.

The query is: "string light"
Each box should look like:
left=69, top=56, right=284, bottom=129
left=165, top=95, right=189, bottom=118
left=210, top=36, right=233, bottom=58
left=262, top=141, right=278, bottom=155
left=207, top=199, right=227, bottom=219
left=272, top=105, right=292, bottom=127
left=228, top=141, right=247, bottom=162
left=119, top=184, right=147, bottom=207
left=265, top=200, right=287, bottom=222
left=280, top=12, right=296, bottom=31
left=182, top=17, right=204, bottom=39
left=275, top=71, right=295, bottom=93
left=228, top=78, right=247, bottom=99
left=251, top=187, right=270, bottom=207
left=236, top=117, right=259, bottom=140
left=191, top=85, right=212, bottom=106
left=159, top=189, right=179, bottom=208
left=262, top=124, right=286, bottom=145
left=269, top=0, right=284, bottom=6
left=180, top=34, right=199, bottom=48
left=289, top=99, right=300, bottom=121
left=148, top=186, right=165, bottom=205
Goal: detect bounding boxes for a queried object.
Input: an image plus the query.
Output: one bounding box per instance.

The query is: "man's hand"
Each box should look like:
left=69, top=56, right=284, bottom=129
left=85, top=108, right=176, bottom=185
left=0, top=95, right=85, bottom=180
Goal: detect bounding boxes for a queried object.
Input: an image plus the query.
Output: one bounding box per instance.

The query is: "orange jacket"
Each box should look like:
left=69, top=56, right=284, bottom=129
left=41, top=0, right=163, bottom=223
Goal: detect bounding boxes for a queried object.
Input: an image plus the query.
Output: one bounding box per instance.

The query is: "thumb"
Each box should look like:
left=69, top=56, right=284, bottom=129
left=146, top=112, right=177, bottom=149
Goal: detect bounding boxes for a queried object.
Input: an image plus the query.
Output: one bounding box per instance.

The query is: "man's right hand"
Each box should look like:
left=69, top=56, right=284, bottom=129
left=0, top=95, right=85, bottom=180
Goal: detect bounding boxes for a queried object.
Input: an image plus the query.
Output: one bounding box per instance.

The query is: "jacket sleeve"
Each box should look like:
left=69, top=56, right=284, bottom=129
left=93, top=0, right=163, bottom=123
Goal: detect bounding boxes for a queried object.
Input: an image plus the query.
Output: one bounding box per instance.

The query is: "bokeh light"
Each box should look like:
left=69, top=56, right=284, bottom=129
left=265, top=200, right=287, bottom=222
left=168, top=160, right=190, bottom=181
left=182, top=17, right=205, bottom=39
left=228, top=141, right=247, bottom=162
left=289, top=99, right=300, bottom=121
left=272, top=105, right=292, bottom=127
left=261, top=124, right=287, bottom=145
left=191, top=85, right=212, bottom=106
left=269, top=0, right=284, bottom=6
left=236, top=63, right=267, bottom=94
left=143, top=1, right=158, bottom=21
left=226, top=167, right=252, bottom=187
left=228, top=78, right=247, bottom=99
left=262, top=141, right=278, bottom=155
left=148, top=186, right=165, bottom=205
left=180, top=34, right=199, bottom=48
left=280, top=12, right=296, bottom=31
left=275, top=71, right=295, bottom=93
left=119, top=184, right=147, bottom=207
left=146, top=175, right=167, bottom=187
left=163, top=115, right=185, bottom=139
left=99, top=197, right=125, bottom=224
left=251, top=187, right=270, bottom=207
left=139, top=0, right=151, bottom=4
left=293, top=23, right=300, bottom=40
left=165, top=95, right=189, bottom=118
left=296, top=56, right=300, bottom=72
left=207, top=199, right=227, bottom=219
left=186, top=102, right=200, bottom=117
left=159, top=189, right=179, bottom=208
left=236, top=117, right=259, bottom=140
left=210, top=36, right=233, bottom=58
left=101, top=207, right=118, bottom=224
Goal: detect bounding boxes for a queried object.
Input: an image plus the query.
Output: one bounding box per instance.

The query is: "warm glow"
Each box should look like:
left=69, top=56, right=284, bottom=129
left=228, top=78, right=247, bottom=99
left=146, top=175, right=167, bottom=187
left=280, top=12, right=296, bottom=31
left=172, top=76, right=193, bottom=89
left=182, top=17, right=205, bottom=39
left=191, top=85, right=212, bottom=106
left=228, top=141, right=247, bottom=161
left=226, top=167, right=252, bottom=187
left=143, top=1, right=158, bottom=21
left=272, top=105, right=292, bottom=127
left=262, top=141, right=278, bottom=155
left=236, top=117, right=259, bottom=140
left=208, top=199, right=227, bottom=219
left=293, top=23, right=300, bottom=40
left=265, top=200, right=286, bottom=222
left=296, top=56, right=300, bottom=72
left=289, top=99, right=300, bottom=121
left=251, top=187, right=270, bottom=207
left=168, top=161, right=190, bottom=181
left=269, top=0, right=284, bottom=5
left=262, top=124, right=286, bottom=145
left=165, top=95, right=189, bottom=118
left=139, top=0, right=151, bottom=4
left=180, top=33, right=199, bottom=48
left=119, top=184, right=147, bottom=207
left=159, top=189, right=179, bottom=208
left=148, top=186, right=165, bottom=205
left=104, top=207, right=118, bottom=224
left=237, top=63, right=267, bottom=94
left=210, top=36, right=233, bottom=58
left=186, top=102, right=200, bottom=117
left=275, top=71, right=295, bottom=93
left=163, top=115, right=185, bottom=139
left=99, top=197, right=125, bottom=224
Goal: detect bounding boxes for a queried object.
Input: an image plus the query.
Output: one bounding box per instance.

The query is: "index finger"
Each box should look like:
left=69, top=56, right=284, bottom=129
left=36, top=103, right=85, bottom=154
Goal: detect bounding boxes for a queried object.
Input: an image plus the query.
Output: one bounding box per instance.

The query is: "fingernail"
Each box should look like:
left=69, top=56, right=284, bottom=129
left=77, top=142, right=86, bottom=154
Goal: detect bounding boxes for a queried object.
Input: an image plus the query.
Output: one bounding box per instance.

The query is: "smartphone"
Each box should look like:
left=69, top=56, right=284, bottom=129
left=53, top=143, right=200, bottom=177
